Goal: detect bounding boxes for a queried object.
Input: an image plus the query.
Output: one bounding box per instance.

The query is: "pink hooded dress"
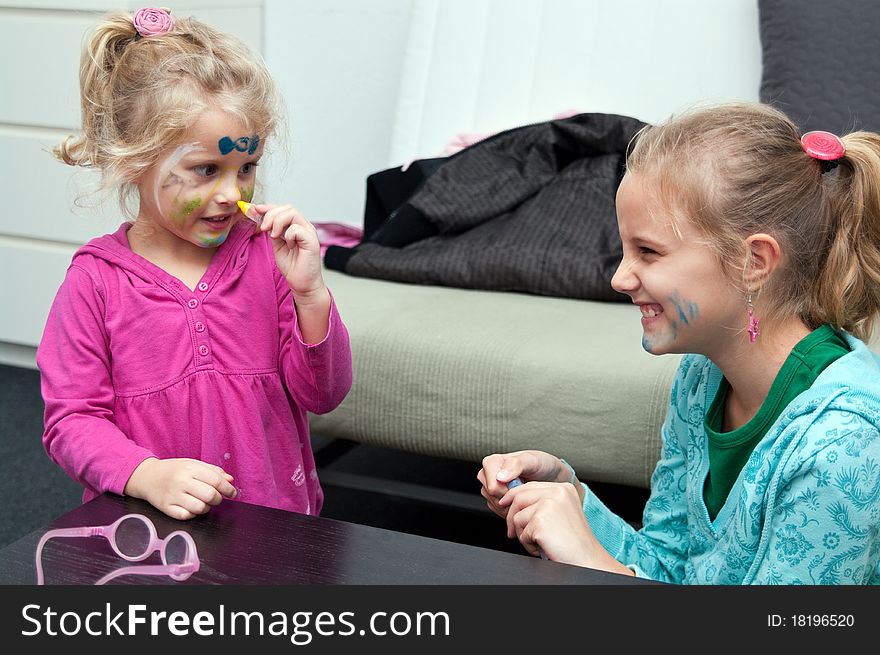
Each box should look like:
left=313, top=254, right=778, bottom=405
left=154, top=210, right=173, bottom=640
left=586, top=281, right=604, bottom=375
left=37, top=221, right=352, bottom=515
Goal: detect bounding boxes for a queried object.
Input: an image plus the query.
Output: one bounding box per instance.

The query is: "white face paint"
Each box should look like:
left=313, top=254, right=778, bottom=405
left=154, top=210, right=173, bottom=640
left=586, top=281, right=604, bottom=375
left=152, top=143, right=206, bottom=212
left=135, top=110, right=262, bottom=250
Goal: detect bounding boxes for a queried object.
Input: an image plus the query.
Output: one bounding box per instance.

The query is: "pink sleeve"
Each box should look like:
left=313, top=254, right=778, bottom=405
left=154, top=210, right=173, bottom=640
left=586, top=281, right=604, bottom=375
left=37, top=265, right=156, bottom=496
left=274, top=271, right=353, bottom=414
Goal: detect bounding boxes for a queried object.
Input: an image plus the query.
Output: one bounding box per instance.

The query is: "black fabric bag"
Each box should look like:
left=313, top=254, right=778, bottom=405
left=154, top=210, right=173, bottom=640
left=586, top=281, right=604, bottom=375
left=326, top=112, right=645, bottom=302
left=361, top=157, right=446, bottom=241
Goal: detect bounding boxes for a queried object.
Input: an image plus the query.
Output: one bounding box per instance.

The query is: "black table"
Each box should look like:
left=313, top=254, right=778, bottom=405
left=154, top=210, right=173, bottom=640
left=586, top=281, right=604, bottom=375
left=0, top=493, right=648, bottom=585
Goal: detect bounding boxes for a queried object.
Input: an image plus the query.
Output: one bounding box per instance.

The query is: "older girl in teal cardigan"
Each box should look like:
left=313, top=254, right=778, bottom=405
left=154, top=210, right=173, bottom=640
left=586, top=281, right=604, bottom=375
left=479, top=103, right=880, bottom=584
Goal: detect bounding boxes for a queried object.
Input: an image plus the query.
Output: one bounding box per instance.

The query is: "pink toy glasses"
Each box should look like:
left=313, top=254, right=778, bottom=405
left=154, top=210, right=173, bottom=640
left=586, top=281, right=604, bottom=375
left=35, top=513, right=200, bottom=585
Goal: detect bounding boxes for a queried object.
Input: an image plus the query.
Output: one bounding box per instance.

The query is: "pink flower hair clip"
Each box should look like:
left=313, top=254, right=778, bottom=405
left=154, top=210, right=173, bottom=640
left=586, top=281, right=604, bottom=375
left=133, top=7, right=174, bottom=38
left=800, top=130, right=846, bottom=173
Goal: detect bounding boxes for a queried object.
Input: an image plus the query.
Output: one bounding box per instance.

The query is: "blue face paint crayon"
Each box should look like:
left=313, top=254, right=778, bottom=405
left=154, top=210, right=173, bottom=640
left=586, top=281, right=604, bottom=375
left=505, top=478, right=548, bottom=560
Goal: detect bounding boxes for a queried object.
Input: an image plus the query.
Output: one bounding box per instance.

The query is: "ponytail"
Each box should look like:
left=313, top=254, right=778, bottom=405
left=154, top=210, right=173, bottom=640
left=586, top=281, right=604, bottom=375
left=808, top=132, right=880, bottom=341
left=53, top=10, right=280, bottom=215
left=627, top=103, right=880, bottom=344
left=53, top=12, right=138, bottom=169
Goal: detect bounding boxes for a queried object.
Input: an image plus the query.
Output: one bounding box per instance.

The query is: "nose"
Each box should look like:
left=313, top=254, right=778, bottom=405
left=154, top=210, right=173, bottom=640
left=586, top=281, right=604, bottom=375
left=213, top=169, right=241, bottom=205
left=611, top=257, right=638, bottom=295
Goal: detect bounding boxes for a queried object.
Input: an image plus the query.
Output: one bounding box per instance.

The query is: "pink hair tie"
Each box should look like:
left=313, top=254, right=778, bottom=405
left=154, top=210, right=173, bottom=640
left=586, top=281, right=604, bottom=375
left=133, top=7, right=174, bottom=37
left=801, top=129, right=845, bottom=171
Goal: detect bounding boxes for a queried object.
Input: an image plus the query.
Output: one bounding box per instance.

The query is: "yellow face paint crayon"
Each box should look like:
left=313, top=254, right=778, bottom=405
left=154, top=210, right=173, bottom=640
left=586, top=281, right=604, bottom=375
left=237, top=200, right=261, bottom=224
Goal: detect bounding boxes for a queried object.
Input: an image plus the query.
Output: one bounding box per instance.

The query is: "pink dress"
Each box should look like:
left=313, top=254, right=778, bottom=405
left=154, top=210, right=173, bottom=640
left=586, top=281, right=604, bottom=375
left=37, top=221, right=352, bottom=515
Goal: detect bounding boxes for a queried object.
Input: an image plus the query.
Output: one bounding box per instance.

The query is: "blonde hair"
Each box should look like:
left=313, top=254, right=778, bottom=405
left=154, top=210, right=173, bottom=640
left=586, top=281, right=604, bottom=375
left=54, top=11, right=282, bottom=213
left=627, top=102, right=880, bottom=342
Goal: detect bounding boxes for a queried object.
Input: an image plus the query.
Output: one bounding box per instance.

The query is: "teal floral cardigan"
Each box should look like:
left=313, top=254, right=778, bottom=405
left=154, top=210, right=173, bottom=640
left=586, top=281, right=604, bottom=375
left=583, top=334, right=880, bottom=584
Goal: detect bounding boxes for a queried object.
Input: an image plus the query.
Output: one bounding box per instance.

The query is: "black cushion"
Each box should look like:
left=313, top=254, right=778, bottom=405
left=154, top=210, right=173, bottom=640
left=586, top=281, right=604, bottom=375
left=759, top=0, right=880, bottom=135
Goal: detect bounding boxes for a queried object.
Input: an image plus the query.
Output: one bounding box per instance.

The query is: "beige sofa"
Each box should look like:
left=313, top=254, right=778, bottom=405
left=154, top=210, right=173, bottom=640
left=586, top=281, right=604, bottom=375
left=311, top=269, right=880, bottom=491
left=311, top=268, right=681, bottom=490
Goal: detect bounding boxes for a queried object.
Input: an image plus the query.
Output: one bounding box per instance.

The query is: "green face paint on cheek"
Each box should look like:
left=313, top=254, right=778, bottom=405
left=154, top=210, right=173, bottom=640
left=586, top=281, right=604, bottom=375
left=240, top=186, right=255, bottom=203
left=175, top=196, right=203, bottom=223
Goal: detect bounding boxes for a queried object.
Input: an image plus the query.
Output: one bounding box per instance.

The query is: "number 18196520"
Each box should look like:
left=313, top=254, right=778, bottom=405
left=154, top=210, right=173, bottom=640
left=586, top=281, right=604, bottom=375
left=768, top=614, right=854, bottom=628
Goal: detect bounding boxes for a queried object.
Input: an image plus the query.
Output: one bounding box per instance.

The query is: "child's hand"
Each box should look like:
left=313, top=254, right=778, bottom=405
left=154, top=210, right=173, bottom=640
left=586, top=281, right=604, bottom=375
left=477, top=450, right=564, bottom=518
left=124, top=457, right=238, bottom=521
left=252, top=203, right=327, bottom=302
left=499, top=480, right=597, bottom=565
left=488, top=460, right=633, bottom=574
left=248, top=202, right=332, bottom=344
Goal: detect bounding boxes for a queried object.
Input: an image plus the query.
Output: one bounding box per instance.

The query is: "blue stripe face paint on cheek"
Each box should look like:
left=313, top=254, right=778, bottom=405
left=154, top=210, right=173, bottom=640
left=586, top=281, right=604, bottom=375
left=669, top=291, right=700, bottom=326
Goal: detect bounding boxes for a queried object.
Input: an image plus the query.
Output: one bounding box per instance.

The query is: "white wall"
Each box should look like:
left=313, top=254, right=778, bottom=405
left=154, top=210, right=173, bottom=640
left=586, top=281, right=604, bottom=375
left=262, top=0, right=414, bottom=224
left=0, top=0, right=764, bottom=366
left=262, top=0, right=761, bottom=226
left=0, top=1, right=263, bottom=368
left=386, top=0, right=762, bottom=164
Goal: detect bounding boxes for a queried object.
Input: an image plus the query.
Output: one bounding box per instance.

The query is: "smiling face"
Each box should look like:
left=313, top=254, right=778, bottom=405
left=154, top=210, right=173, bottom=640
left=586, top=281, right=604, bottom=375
left=610, top=172, right=743, bottom=358
left=136, top=108, right=262, bottom=249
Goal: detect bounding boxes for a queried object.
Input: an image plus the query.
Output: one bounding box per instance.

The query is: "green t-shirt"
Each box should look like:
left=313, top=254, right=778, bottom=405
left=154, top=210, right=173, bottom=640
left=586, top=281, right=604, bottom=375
left=703, top=324, right=849, bottom=521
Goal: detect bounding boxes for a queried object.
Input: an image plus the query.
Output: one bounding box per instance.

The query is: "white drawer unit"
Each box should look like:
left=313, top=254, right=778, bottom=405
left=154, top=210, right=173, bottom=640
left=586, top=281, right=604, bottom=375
left=0, top=1, right=263, bottom=367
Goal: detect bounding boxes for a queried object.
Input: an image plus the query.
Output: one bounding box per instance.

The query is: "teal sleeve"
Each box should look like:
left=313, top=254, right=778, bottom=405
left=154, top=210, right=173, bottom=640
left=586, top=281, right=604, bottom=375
left=749, top=417, right=880, bottom=584
left=583, top=358, right=698, bottom=584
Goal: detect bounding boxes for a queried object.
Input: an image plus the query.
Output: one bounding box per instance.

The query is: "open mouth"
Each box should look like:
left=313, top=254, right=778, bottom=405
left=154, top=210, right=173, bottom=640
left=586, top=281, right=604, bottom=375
left=639, top=303, right=663, bottom=320
left=201, top=213, right=235, bottom=229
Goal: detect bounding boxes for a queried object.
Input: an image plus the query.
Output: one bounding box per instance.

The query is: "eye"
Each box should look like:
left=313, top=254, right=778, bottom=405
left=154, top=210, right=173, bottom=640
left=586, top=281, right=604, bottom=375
left=239, top=162, right=258, bottom=176
left=193, top=164, right=219, bottom=177
left=639, top=246, right=659, bottom=256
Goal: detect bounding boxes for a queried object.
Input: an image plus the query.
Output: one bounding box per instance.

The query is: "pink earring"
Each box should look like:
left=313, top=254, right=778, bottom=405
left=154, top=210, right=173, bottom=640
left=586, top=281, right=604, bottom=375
left=747, top=294, right=760, bottom=343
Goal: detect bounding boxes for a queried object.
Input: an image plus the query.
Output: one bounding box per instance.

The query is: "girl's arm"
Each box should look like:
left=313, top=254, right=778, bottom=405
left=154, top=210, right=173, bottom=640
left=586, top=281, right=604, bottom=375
left=37, top=265, right=155, bottom=496
left=582, top=356, right=704, bottom=582
left=272, top=260, right=352, bottom=415
left=582, top=416, right=692, bottom=582
left=249, top=202, right=352, bottom=413
left=749, top=417, right=880, bottom=585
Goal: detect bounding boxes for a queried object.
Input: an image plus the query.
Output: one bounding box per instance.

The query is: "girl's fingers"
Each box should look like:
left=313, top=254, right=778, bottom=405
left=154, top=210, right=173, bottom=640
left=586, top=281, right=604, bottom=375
left=505, top=490, right=528, bottom=538
left=480, top=454, right=513, bottom=496
left=509, top=497, right=552, bottom=558
left=258, top=205, right=317, bottom=239
left=502, top=483, right=548, bottom=536
left=192, top=463, right=237, bottom=498
left=287, top=208, right=317, bottom=234
left=202, top=461, right=232, bottom=479
left=511, top=502, right=538, bottom=542
left=476, top=469, right=487, bottom=487
left=166, top=504, right=196, bottom=521
left=256, top=204, right=290, bottom=237
left=283, top=224, right=308, bottom=247
left=174, top=492, right=211, bottom=516
left=480, top=487, right=508, bottom=517
left=186, top=478, right=224, bottom=506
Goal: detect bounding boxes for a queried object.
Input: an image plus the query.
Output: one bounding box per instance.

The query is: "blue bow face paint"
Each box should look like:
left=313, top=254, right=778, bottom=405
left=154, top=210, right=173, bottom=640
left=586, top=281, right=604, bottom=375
left=218, top=134, right=260, bottom=155
left=135, top=108, right=265, bottom=253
